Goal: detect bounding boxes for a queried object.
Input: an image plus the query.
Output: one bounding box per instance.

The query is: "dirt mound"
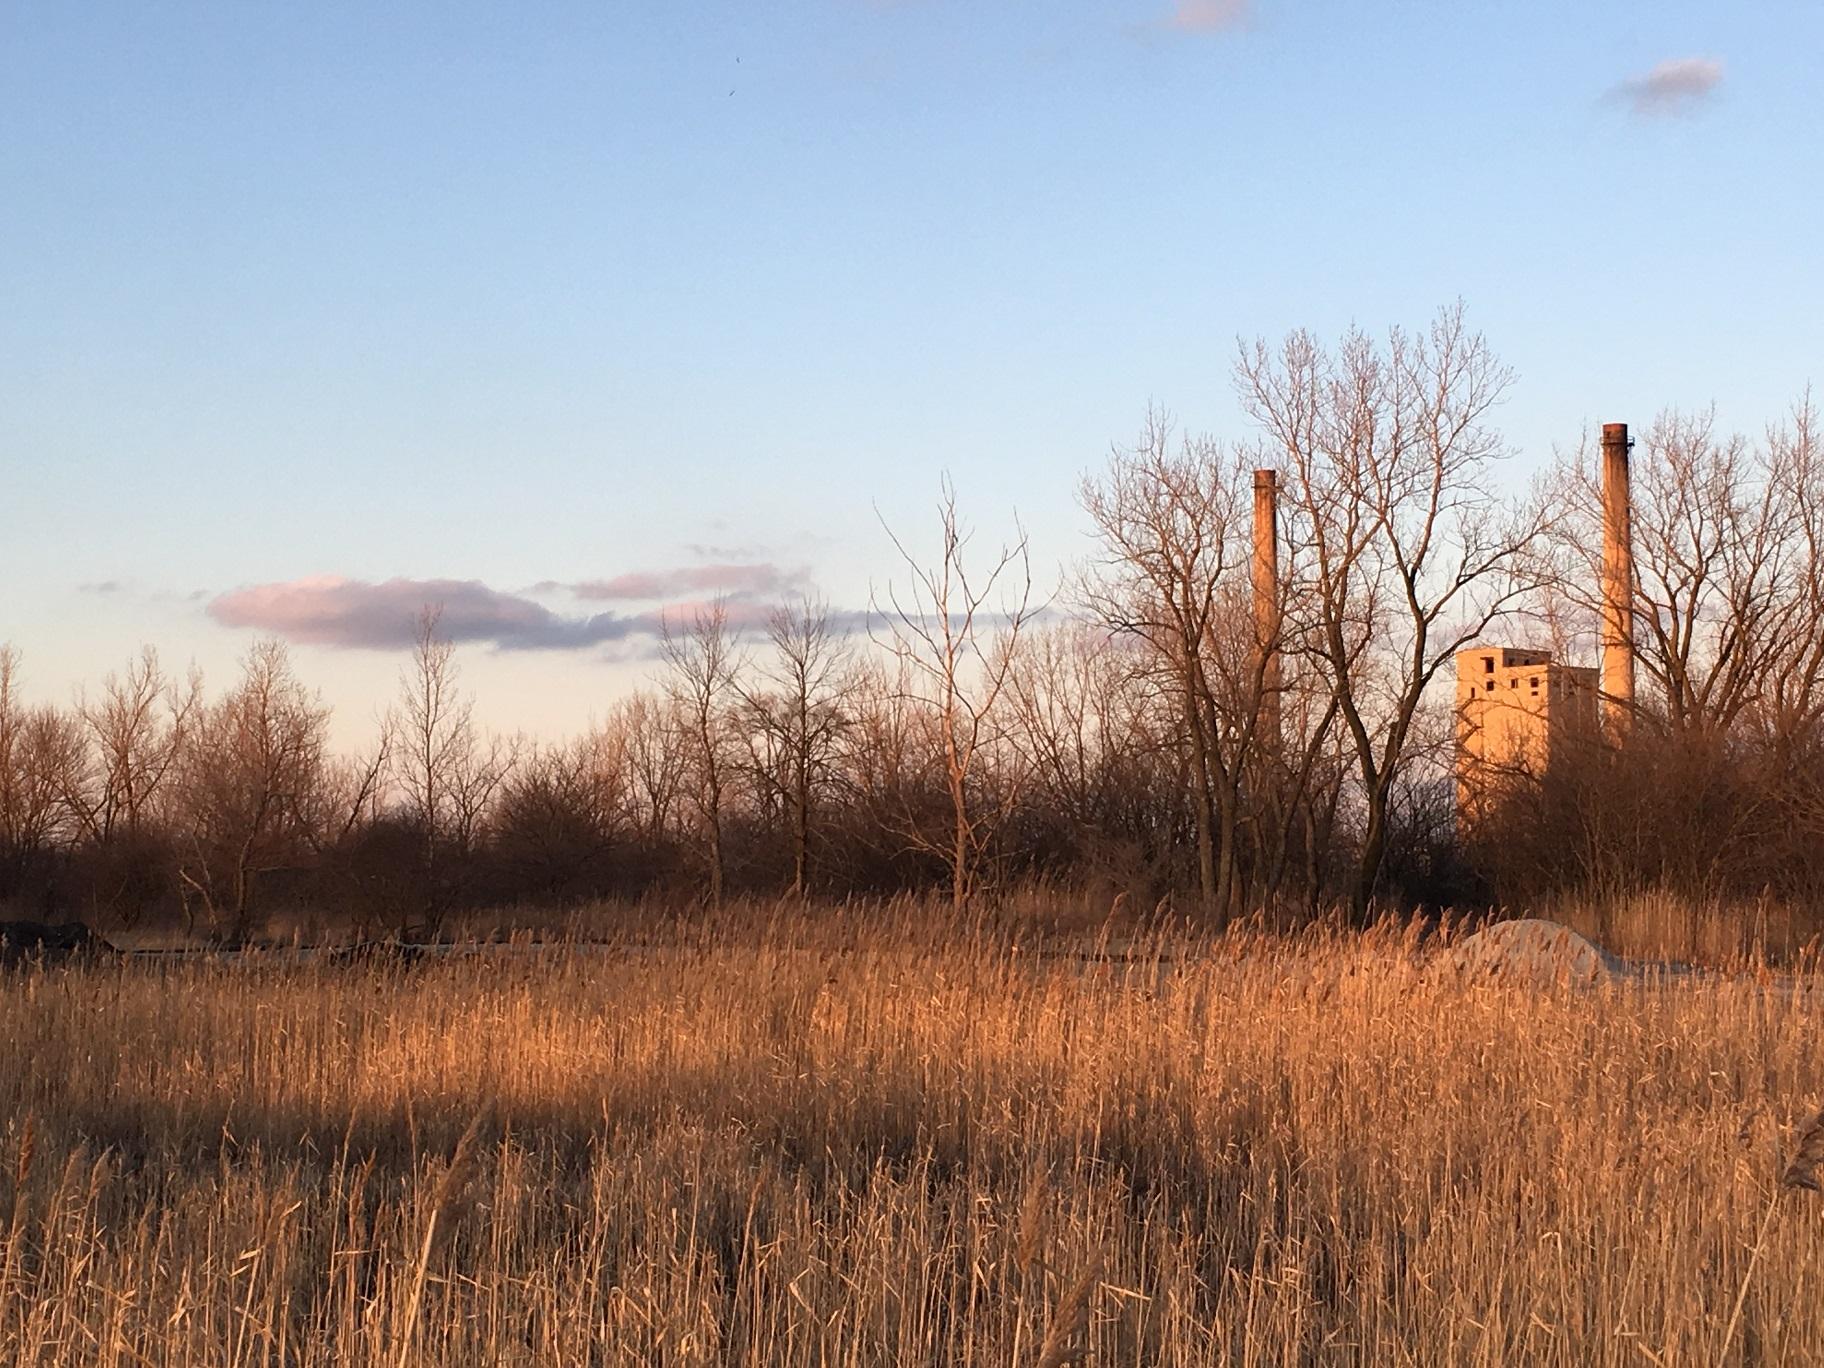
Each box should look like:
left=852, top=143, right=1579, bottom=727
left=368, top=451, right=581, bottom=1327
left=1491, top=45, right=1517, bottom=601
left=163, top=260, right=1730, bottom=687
left=1443, top=918, right=1623, bottom=987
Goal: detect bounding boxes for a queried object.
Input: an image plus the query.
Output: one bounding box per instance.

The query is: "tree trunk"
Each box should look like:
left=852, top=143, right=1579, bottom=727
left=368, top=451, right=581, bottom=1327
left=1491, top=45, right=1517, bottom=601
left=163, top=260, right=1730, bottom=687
left=1184, top=694, right=1217, bottom=909
left=1353, top=788, right=1389, bottom=924
left=951, top=772, right=969, bottom=913
left=707, top=809, right=724, bottom=906
left=1215, top=789, right=1239, bottom=930
left=791, top=783, right=809, bottom=899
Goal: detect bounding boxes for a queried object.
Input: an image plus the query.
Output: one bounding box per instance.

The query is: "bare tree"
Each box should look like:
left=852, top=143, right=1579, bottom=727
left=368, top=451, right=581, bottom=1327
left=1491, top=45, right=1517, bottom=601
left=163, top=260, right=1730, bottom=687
left=1002, top=620, right=1175, bottom=895
left=1004, top=622, right=1141, bottom=836
left=875, top=479, right=1036, bottom=911
left=386, top=606, right=516, bottom=933
left=169, top=640, right=331, bottom=940
left=64, top=648, right=197, bottom=842
left=44, top=648, right=200, bottom=923
left=389, top=606, right=476, bottom=930
left=619, top=690, right=686, bottom=844
left=1238, top=304, right=1542, bottom=917
left=1518, top=396, right=1824, bottom=915
left=738, top=598, right=852, bottom=897
left=492, top=728, right=631, bottom=901
left=833, top=654, right=927, bottom=885
left=1762, top=396, right=1824, bottom=747
left=0, top=647, right=82, bottom=904
left=1079, top=417, right=1280, bottom=918
left=294, top=719, right=396, bottom=940
left=445, top=730, right=518, bottom=870
left=1545, top=402, right=1821, bottom=740
left=660, top=599, right=742, bottom=904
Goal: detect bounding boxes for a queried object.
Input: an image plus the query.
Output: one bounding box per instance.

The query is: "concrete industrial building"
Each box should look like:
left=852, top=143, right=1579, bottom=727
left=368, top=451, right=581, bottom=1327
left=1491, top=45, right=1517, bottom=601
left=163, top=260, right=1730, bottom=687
left=1454, top=421, right=1634, bottom=819
left=1454, top=646, right=1599, bottom=816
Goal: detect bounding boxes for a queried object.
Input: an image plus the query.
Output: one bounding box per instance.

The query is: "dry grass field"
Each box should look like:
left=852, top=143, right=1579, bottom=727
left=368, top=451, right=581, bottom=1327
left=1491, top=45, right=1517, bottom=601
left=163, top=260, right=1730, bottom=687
left=1, top=905, right=1821, bottom=1365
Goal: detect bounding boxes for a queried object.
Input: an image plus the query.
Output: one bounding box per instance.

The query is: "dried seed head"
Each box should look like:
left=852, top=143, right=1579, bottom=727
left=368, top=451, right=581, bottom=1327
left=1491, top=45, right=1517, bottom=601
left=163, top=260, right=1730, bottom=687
left=426, top=1111, right=487, bottom=1254
left=13, top=1115, right=34, bottom=1192
left=1015, top=1168, right=1048, bottom=1276
left=1036, top=1261, right=1101, bottom=1368
left=1782, top=1105, right=1824, bottom=1193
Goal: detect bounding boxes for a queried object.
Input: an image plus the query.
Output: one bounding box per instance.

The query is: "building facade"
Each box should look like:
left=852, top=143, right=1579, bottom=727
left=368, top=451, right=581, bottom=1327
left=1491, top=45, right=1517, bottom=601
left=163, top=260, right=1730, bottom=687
left=1455, top=646, right=1599, bottom=818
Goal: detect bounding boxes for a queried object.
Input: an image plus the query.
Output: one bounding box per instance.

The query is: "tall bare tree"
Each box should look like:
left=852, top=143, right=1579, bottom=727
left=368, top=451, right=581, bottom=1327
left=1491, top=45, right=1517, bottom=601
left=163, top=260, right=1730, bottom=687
left=170, top=640, right=330, bottom=940
left=64, top=647, right=197, bottom=844
left=876, top=479, right=1036, bottom=910
left=660, top=599, right=742, bottom=904
left=388, top=606, right=512, bottom=933
left=0, top=647, right=81, bottom=903
left=48, top=648, right=199, bottom=923
left=1762, top=395, right=1824, bottom=751
left=1545, top=403, right=1817, bottom=739
left=1238, top=304, right=1543, bottom=917
left=1079, top=417, right=1282, bottom=917
left=738, top=598, right=852, bottom=898
left=392, top=607, right=471, bottom=921
left=619, top=690, right=686, bottom=844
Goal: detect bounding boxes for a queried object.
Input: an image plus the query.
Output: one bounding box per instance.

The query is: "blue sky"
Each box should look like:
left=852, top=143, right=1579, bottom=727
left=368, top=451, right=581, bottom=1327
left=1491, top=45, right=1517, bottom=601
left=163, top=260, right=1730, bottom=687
left=3, top=1, right=1819, bottom=742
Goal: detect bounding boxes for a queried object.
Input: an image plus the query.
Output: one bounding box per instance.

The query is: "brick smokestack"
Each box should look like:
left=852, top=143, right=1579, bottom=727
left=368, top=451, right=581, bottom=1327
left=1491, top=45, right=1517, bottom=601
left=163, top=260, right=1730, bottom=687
left=1600, top=422, right=1635, bottom=738
left=1253, top=468, right=1281, bottom=748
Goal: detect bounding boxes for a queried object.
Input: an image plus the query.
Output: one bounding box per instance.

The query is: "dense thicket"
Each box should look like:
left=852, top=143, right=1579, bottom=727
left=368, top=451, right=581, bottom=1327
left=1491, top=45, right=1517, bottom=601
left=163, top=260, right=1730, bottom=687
left=3, top=310, right=1820, bottom=940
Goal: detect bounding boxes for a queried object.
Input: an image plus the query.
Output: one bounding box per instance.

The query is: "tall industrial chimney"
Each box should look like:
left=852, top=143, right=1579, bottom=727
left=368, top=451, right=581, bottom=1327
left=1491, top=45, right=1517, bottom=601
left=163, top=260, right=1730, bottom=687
left=1252, top=468, right=1281, bottom=748
left=1600, top=422, right=1635, bottom=738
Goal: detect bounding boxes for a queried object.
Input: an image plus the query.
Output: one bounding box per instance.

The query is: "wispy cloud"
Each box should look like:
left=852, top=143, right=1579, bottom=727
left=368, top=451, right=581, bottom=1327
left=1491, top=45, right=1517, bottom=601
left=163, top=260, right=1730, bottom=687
left=79, top=578, right=214, bottom=605
left=684, top=542, right=771, bottom=563
left=569, top=563, right=808, bottom=602
left=1163, top=0, right=1249, bottom=34
left=1610, top=57, right=1724, bottom=116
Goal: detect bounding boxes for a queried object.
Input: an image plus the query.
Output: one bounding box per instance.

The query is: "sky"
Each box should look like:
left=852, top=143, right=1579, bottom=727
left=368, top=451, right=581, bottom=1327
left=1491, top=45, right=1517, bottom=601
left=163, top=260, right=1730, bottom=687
left=4, top=1, right=1820, bottom=745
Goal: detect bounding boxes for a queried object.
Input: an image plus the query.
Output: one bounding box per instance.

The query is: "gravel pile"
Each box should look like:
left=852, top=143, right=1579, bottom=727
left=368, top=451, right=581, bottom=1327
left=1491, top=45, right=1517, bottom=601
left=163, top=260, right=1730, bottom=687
left=1443, top=918, right=1624, bottom=987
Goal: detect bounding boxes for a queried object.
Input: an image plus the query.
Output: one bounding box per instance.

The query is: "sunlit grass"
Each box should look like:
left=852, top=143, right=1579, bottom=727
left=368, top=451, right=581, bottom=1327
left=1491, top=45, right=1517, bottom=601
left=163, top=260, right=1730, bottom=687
left=0, top=903, right=1818, bottom=1364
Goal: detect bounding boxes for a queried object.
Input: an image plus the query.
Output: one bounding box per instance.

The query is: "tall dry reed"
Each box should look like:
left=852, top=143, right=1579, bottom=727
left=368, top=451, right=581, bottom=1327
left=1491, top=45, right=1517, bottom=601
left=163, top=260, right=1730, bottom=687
left=0, top=905, right=1817, bottom=1364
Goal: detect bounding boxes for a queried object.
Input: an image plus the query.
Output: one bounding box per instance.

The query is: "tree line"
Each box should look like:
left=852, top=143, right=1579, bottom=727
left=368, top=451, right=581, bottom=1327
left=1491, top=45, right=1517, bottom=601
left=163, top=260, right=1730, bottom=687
left=4, top=305, right=1822, bottom=939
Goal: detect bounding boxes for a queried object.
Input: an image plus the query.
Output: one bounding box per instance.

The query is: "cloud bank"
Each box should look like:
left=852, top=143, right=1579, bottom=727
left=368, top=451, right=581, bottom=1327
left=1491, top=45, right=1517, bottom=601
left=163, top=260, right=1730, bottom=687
left=207, top=576, right=633, bottom=651
left=1611, top=57, right=1723, bottom=116
left=206, top=569, right=846, bottom=654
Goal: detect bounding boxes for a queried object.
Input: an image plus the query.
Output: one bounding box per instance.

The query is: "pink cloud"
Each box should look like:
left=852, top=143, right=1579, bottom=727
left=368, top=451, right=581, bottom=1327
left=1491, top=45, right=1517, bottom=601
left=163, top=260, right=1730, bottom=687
left=208, top=576, right=636, bottom=652
left=1610, top=57, right=1723, bottom=116
left=1165, top=0, right=1248, bottom=33
left=205, top=574, right=864, bottom=654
